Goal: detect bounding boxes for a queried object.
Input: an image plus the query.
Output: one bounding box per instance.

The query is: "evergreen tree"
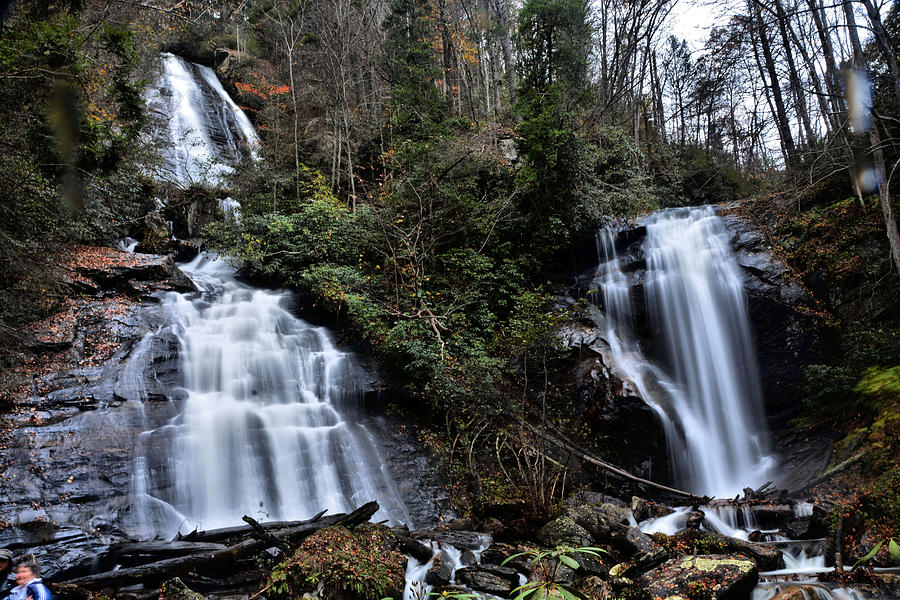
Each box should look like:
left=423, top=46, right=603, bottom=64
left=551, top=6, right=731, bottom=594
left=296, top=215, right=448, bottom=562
left=514, top=0, right=592, bottom=232
left=383, top=0, right=450, bottom=139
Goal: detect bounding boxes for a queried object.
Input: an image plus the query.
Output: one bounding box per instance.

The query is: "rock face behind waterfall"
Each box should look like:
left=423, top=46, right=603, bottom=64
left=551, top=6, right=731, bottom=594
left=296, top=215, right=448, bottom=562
left=0, top=248, right=195, bottom=580
left=718, top=212, right=839, bottom=421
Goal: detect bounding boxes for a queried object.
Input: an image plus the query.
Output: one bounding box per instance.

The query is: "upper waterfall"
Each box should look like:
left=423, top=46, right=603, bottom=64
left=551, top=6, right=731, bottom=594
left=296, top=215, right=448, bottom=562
left=145, top=53, right=259, bottom=187
left=590, top=206, right=774, bottom=497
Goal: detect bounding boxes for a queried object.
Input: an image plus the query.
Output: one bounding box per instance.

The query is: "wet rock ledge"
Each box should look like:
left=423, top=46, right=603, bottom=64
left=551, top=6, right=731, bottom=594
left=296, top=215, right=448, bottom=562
left=0, top=245, right=196, bottom=579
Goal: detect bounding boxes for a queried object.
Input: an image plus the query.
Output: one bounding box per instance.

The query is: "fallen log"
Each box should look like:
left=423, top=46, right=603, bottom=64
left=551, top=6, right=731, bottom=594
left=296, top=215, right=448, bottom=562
left=61, top=502, right=378, bottom=590
left=177, top=509, right=329, bottom=544
left=113, top=541, right=228, bottom=566
left=242, top=515, right=285, bottom=551
left=522, top=422, right=706, bottom=501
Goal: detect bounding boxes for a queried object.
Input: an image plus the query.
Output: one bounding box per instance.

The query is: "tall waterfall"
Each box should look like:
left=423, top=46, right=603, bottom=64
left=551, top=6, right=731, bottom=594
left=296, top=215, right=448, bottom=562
left=130, top=54, right=411, bottom=537
left=590, top=206, right=774, bottom=497
left=145, top=53, right=259, bottom=186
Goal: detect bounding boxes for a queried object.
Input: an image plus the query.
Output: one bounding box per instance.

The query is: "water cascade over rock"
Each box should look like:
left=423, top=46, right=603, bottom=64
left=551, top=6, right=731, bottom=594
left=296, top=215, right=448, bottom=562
left=145, top=53, right=259, bottom=186
left=130, top=54, right=412, bottom=537
left=589, top=206, right=775, bottom=497
left=129, top=257, right=412, bottom=537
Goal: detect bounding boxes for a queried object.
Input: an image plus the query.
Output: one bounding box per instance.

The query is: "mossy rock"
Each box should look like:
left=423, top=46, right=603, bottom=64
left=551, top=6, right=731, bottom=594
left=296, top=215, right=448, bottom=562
left=537, top=516, right=595, bottom=547
left=637, top=554, right=757, bottom=600
left=266, top=523, right=406, bottom=600
left=159, top=578, right=208, bottom=600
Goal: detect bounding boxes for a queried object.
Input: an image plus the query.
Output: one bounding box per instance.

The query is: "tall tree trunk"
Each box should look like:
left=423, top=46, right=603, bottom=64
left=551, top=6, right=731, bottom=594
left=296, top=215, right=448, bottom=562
left=787, top=21, right=832, bottom=138
left=752, top=0, right=796, bottom=165
left=808, top=0, right=864, bottom=205
left=844, top=0, right=900, bottom=273
left=859, top=0, right=900, bottom=109
left=774, top=0, right=815, bottom=145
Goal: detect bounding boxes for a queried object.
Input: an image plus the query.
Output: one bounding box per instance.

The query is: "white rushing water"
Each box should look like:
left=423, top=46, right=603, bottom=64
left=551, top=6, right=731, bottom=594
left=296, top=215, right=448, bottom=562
left=130, top=256, right=411, bottom=537
left=404, top=536, right=492, bottom=600
left=145, top=53, right=259, bottom=187
left=590, top=206, right=774, bottom=498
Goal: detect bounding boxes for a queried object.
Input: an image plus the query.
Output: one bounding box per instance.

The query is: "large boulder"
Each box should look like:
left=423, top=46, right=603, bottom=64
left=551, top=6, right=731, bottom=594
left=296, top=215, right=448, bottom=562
left=662, top=529, right=783, bottom=571
left=65, top=246, right=196, bottom=296
left=639, top=555, right=758, bottom=600
left=561, top=501, right=630, bottom=542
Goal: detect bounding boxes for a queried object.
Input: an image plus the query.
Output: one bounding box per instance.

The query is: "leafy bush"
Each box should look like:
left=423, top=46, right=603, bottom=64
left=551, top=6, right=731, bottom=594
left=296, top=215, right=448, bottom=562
left=267, top=525, right=406, bottom=600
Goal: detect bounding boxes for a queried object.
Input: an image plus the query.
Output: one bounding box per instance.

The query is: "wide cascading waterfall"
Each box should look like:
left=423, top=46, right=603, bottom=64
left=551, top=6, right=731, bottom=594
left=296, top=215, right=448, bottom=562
left=130, top=257, right=412, bottom=537
left=145, top=53, right=259, bottom=186
left=589, top=206, right=774, bottom=497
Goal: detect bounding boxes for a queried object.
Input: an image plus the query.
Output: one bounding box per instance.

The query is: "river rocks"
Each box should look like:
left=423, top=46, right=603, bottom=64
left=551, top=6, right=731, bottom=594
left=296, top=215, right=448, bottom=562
left=455, top=564, right=519, bottom=596
left=639, top=555, right=758, bottom=600
left=578, top=576, right=613, bottom=600
left=664, top=529, right=784, bottom=571
left=537, top=516, right=594, bottom=547
left=480, top=543, right=533, bottom=573
left=425, top=552, right=454, bottom=586
left=686, top=510, right=705, bottom=530
left=411, top=530, right=488, bottom=551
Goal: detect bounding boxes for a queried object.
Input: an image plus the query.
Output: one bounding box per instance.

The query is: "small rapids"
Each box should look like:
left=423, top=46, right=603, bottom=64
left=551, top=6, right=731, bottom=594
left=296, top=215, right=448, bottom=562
left=639, top=503, right=870, bottom=600
left=403, top=535, right=493, bottom=600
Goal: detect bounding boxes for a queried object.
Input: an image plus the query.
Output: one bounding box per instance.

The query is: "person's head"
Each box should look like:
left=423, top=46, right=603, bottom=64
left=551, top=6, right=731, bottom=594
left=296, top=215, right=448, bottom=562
left=0, top=549, right=11, bottom=574
left=14, top=563, right=38, bottom=585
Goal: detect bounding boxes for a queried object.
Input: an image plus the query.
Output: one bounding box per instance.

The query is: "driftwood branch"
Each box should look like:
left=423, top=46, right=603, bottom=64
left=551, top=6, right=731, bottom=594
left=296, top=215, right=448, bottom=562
left=241, top=515, right=285, bottom=550
left=61, top=502, right=378, bottom=590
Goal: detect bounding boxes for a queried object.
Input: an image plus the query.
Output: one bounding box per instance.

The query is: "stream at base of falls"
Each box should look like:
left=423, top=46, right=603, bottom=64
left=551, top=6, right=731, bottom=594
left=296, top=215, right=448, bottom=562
left=126, top=255, right=412, bottom=538
left=639, top=504, right=874, bottom=600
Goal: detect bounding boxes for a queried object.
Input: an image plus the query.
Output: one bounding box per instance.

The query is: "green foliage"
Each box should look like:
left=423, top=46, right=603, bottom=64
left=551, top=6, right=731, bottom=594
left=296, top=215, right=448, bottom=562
left=856, top=365, right=900, bottom=411
left=383, top=0, right=451, bottom=138
left=266, top=524, right=406, bottom=600
left=502, top=546, right=606, bottom=600
left=513, top=0, right=598, bottom=252
left=516, top=0, right=591, bottom=103
left=0, top=6, right=154, bottom=337
left=802, top=327, right=900, bottom=420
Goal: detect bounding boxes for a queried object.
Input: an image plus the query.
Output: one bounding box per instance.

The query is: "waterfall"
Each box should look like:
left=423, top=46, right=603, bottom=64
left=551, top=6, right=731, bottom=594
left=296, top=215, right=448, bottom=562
left=130, top=257, right=412, bottom=537
left=145, top=53, right=259, bottom=187
left=129, top=54, right=411, bottom=537
left=590, top=206, right=774, bottom=497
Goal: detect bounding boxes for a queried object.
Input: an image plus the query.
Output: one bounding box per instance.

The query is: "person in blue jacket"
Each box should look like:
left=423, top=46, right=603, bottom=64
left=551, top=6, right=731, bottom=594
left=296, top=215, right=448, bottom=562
left=0, top=550, right=13, bottom=598
left=6, top=562, right=51, bottom=600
